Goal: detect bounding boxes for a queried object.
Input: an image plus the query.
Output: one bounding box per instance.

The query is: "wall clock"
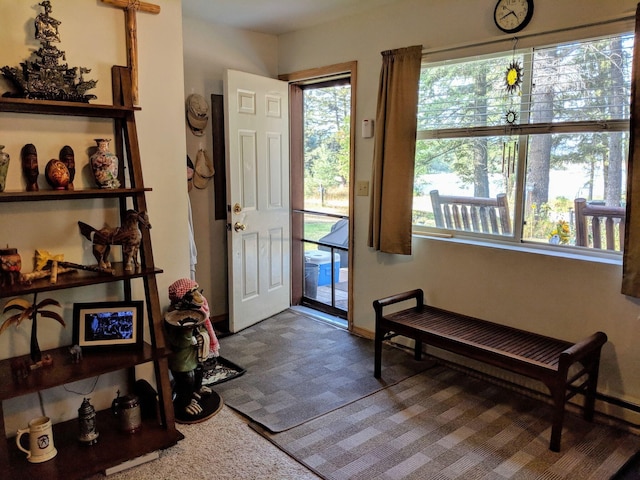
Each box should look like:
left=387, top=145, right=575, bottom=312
left=494, top=0, right=534, bottom=34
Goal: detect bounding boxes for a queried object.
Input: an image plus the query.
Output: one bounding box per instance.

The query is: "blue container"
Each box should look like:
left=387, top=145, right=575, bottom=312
left=305, top=250, right=340, bottom=286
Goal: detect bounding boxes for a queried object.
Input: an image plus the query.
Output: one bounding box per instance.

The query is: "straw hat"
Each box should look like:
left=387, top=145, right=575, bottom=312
left=193, top=148, right=214, bottom=189
left=186, top=94, right=209, bottom=136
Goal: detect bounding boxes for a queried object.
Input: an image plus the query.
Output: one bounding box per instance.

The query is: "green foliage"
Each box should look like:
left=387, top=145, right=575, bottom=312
left=523, top=197, right=574, bottom=244
left=304, top=86, right=351, bottom=192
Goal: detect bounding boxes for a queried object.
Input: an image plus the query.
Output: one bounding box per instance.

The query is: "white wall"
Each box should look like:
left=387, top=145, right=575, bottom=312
left=277, top=0, right=640, bottom=424
left=0, top=0, right=188, bottom=433
left=181, top=16, right=278, bottom=316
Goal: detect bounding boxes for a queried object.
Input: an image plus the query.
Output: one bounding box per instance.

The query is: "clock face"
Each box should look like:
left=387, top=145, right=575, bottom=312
left=494, top=0, right=534, bottom=34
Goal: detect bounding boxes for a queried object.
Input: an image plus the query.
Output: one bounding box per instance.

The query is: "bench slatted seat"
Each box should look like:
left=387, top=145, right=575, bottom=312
left=374, top=289, right=608, bottom=452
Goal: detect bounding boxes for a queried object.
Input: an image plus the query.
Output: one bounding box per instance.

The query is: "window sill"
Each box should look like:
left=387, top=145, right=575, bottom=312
left=412, top=231, right=622, bottom=266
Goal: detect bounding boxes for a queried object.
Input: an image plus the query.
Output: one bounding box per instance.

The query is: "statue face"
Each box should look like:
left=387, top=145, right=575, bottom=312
left=21, top=145, right=39, bottom=182
left=60, top=147, right=75, bottom=173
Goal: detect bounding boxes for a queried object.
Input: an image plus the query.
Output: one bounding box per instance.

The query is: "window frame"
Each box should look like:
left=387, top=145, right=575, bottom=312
left=413, top=33, right=633, bottom=259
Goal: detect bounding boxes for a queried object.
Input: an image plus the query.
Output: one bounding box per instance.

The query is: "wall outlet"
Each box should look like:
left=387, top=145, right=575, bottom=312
left=356, top=180, right=369, bottom=196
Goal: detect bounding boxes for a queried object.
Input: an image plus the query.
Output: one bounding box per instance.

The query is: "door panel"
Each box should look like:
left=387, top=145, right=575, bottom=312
left=224, top=69, right=290, bottom=332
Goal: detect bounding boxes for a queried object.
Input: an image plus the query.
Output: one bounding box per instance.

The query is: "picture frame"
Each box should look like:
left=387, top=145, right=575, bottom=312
left=72, top=301, right=144, bottom=350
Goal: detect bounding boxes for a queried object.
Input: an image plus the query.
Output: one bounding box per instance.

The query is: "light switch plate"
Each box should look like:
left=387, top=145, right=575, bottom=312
left=356, top=181, right=369, bottom=196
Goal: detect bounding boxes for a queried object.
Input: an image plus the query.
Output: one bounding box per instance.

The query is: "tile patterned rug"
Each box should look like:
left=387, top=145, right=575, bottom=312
left=212, top=309, right=430, bottom=432
left=254, top=365, right=640, bottom=480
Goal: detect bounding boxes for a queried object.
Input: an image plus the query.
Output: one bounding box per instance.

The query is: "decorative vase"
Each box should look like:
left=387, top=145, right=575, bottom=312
left=89, top=139, right=120, bottom=189
left=0, top=146, right=9, bottom=192
left=45, top=159, right=70, bottom=190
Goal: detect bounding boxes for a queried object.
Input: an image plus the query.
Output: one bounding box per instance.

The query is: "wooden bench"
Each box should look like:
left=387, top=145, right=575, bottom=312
left=373, top=289, right=607, bottom=452
left=430, top=190, right=512, bottom=235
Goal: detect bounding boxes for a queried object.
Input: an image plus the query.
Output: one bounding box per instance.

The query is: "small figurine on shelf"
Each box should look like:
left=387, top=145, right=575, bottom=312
left=78, top=209, right=150, bottom=272
left=0, top=293, right=65, bottom=364
left=45, top=158, right=70, bottom=190
left=59, top=145, right=76, bottom=190
left=69, top=344, right=82, bottom=363
left=164, top=278, right=221, bottom=423
left=21, top=144, right=39, bottom=192
left=0, top=246, right=21, bottom=287
left=1, top=0, right=97, bottom=102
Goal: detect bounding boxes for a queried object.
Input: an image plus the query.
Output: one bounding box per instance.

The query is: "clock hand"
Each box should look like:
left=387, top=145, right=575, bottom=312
left=500, top=10, right=518, bottom=21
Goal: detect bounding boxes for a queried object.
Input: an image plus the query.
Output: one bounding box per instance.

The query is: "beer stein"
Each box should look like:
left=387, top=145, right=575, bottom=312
left=16, top=416, right=57, bottom=463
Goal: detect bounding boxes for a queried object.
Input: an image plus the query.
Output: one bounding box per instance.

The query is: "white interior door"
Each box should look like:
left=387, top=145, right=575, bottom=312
left=224, top=69, right=290, bottom=332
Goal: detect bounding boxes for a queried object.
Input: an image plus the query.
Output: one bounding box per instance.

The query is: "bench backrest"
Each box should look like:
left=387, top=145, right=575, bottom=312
left=430, top=190, right=512, bottom=235
left=574, top=198, right=626, bottom=251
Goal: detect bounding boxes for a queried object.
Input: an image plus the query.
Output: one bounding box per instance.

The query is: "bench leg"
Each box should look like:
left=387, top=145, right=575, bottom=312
left=414, top=339, right=422, bottom=361
left=583, top=356, right=601, bottom=422
left=374, top=329, right=383, bottom=379
left=549, top=386, right=566, bottom=452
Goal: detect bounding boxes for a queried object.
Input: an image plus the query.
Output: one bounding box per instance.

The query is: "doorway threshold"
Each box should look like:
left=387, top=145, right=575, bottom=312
left=290, top=305, right=348, bottom=329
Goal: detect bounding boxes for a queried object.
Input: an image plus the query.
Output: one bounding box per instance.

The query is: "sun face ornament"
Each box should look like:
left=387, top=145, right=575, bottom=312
left=505, top=109, right=518, bottom=124
left=505, top=60, right=523, bottom=94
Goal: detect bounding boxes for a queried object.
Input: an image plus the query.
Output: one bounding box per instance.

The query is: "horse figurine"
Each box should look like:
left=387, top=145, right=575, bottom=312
left=78, top=210, right=151, bottom=272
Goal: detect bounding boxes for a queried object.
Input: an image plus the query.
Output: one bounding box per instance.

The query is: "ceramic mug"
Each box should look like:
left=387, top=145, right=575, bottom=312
left=16, top=416, right=58, bottom=463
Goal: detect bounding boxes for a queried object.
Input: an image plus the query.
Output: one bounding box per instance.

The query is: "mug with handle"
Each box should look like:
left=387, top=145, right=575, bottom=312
left=16, top=416, right=58, bottom=463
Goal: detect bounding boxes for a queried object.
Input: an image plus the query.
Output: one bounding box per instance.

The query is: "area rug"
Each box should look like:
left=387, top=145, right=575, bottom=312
left=254, top=365, right=640, bottom=480
left=212, top=309, right=429, bottom=432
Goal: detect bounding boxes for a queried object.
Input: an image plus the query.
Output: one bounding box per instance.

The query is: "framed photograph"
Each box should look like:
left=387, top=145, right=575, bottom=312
left=73, top=301, right=144, bottom=350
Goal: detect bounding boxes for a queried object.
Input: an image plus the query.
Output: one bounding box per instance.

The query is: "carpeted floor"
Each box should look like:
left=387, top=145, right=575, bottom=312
left=85, top=309, right=640, bottom=479
left=254, top=365, right=640, bottom=480
left=86, top=405, right=320, bottom=480
left=212, top=309, right=429, bottom=432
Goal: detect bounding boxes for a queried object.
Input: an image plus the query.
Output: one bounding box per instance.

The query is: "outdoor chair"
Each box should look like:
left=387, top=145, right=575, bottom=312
left=430, top=190, right=512, bottom=235
left=574, top=198, right=626, bottom=251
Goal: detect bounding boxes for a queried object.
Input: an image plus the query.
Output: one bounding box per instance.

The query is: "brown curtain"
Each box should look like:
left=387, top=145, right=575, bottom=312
left=622, top=4, right=640, bottom=297
left=368, top=45, right=422, bottom=255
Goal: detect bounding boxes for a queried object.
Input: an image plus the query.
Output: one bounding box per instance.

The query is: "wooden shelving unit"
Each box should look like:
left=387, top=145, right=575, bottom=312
left=0, top=67, right=182, bottom=479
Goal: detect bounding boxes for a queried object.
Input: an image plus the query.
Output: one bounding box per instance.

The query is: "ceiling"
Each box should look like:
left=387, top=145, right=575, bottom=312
left=181, top=0, right=399, bottom=35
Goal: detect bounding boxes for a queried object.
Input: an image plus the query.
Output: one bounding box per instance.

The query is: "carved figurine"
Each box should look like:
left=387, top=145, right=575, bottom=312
left=69, top=344, right=82, bottom=363
left=78, top=210, right=150, bottom=272
left=1, top=294, right=65, bottom=363
left=164, top=278, right=220, bottom=420
left=21, top=144, right=39, bottom=192
left=1, top=1, right=97, bottom=102
left=0, top=247, right=21, bottom=288
left=45, top=159, right=70, bottom=190
left=59, top=146, right=76, bottom=190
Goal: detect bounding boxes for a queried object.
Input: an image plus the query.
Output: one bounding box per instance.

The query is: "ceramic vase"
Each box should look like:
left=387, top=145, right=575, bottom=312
left=90, top=139, right=120, bottom=189
left=45, top=159, right=70, bottom=190
left=0, top=145, right=9, bottom=192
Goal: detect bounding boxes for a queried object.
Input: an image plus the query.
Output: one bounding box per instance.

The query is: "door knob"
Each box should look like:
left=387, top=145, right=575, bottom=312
left=234, top=222, right=246, bottom=232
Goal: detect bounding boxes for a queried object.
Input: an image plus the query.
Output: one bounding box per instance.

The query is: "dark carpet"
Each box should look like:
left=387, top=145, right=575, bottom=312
left=211, top=309, right=429, bottom=432
left=254, top=365, right=640, bottom=480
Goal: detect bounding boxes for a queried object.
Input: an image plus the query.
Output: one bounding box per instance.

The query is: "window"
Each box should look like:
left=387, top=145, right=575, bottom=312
left=414, top=33, right=632, bottom=253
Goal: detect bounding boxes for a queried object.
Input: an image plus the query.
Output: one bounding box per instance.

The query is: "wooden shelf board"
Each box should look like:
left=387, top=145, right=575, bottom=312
left=2, top=410, right=183, bottom=480
left=0, top=263, right=163, bottom=299
left=0, top=343, right=172, bottom=402
left=0, top=188, right=151, bottom=203
left=0, top=97, right=139, bottom=118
